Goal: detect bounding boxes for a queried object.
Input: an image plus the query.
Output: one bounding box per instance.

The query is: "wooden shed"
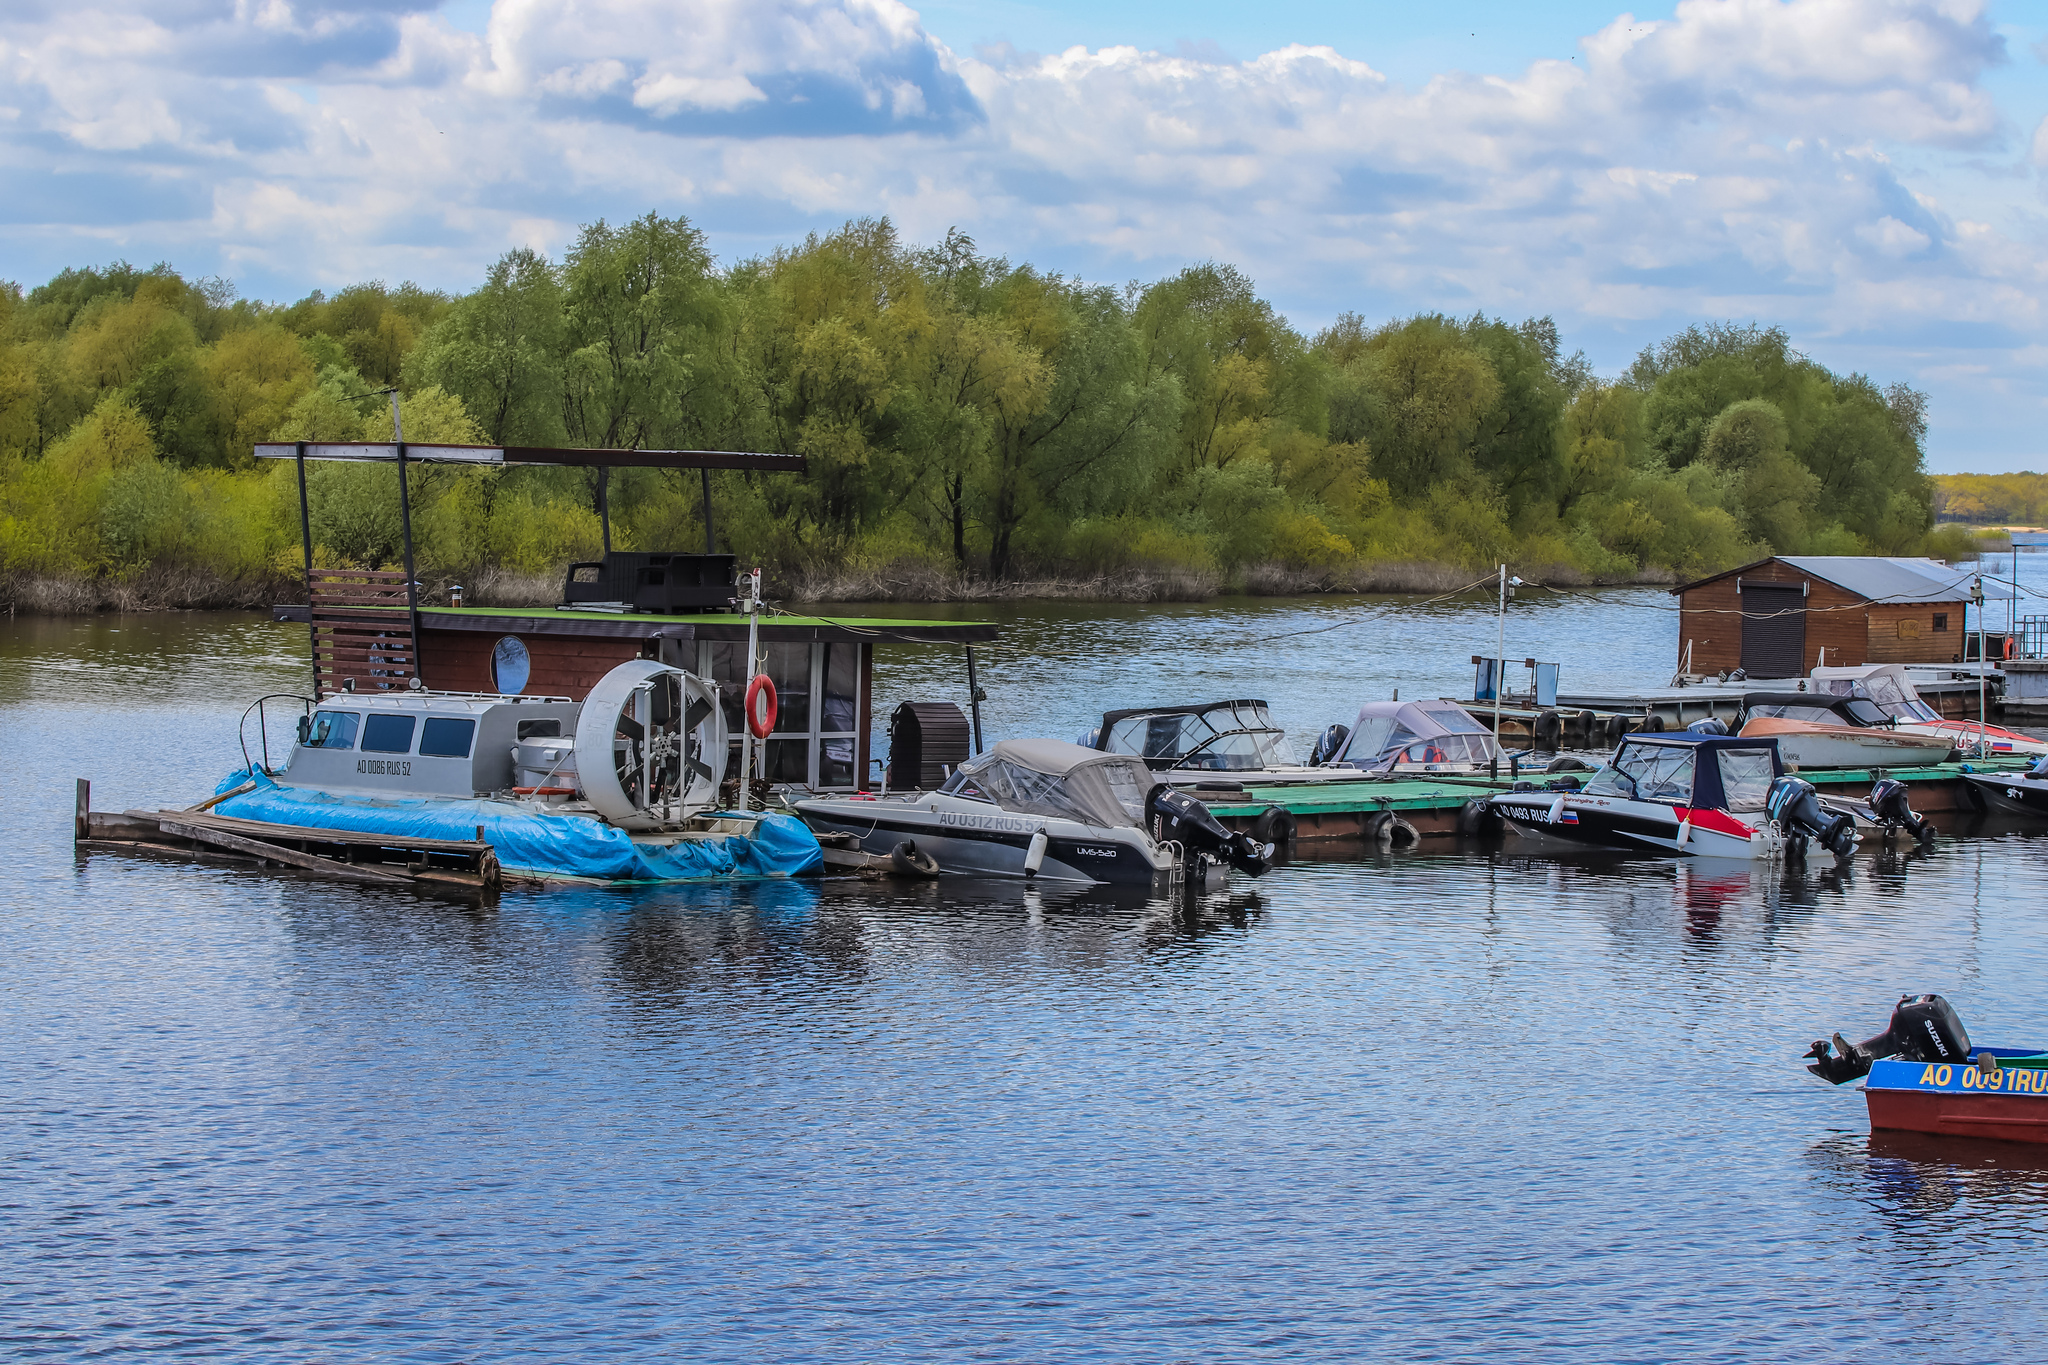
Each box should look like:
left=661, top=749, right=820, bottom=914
left=1671, top=556, right=2009, bottom=677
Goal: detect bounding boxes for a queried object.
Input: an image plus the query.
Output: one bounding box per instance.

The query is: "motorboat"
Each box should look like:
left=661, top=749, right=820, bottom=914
left=1960, top=754, right=2048, bottom=816
left=1082, top=699, right=1371, bottom=787
left=212, top=659, right=821, bottom=883
left=1486, top=731, right=1917, bottom=859
left=1735, top=691, right=1958, bottom=769
left=1320, top=699, right=1503, bottom=774
left=1804, top=994, right=2048, bottom=1145
left=793, top=738, right=1273, bottom=885
left=1810, top=663, right=2048, bottom=757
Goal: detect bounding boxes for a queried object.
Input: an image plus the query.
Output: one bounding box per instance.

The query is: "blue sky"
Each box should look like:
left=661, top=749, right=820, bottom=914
left=4, top=0, right=2047, bottom=473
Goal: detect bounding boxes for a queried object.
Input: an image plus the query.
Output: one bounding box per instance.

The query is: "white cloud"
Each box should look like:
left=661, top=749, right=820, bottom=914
left=0, top=0, right=2043, bottom=467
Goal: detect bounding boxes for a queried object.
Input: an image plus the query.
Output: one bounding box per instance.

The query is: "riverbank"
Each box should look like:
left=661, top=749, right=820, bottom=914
left=1, top=557, right=1679, bottom=615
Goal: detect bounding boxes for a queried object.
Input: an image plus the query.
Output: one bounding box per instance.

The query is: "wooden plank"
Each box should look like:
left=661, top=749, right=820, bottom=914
left=156, top=817, right=416, bottom=885
left=90, top=811, right=163, bottom=840
left=311, top=568, right=410, bottom=581
left=309, top=594, right=414, bottom=606
left=75, top=778, right=88, bottom=842
left=155, top=809, right=490, bottom=854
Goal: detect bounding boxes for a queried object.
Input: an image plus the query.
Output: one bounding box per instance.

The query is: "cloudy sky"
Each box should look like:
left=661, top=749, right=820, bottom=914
left=3, top=0, right=2045, bottom=471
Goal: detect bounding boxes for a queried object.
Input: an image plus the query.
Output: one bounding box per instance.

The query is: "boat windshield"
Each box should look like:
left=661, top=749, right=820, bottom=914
left=1386, top=734, right=1496, bottom=768
left=940, top=754, right=1154, bottom=827
left=305, top=710, right=360, bottom=749
left=1817, top=674, right=1942, bottom=723
left=1583, top=743, right=1697, bottom=805
left=1103, top=704, right=1288, bottom=771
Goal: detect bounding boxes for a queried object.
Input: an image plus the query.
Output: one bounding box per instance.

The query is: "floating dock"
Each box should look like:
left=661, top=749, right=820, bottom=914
left=1200, top=757, right=2041, bottom=844
left=74, top=780, right=503, bottom=897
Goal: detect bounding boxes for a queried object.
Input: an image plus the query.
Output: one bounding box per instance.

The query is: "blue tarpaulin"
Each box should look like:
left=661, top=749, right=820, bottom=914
left=209, top=769, right=822, bottom=883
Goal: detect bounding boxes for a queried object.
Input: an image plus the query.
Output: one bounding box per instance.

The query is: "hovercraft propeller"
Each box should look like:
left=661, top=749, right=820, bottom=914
left=575, top=660, right=728, bottom=829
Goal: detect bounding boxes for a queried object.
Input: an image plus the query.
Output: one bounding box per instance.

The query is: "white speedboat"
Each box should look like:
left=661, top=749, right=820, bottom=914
left=1811, top=664, right=2048, bottom=757
left=1489, top=732, right=1869, bottom=860
left=794, top=738, right=1272, bottom=884
left=1735, top=691, right=1958, bottom=769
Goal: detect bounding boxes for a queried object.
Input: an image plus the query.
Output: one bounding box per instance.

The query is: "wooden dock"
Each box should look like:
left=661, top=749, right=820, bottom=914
left=74, top=780, right=502, bottom=897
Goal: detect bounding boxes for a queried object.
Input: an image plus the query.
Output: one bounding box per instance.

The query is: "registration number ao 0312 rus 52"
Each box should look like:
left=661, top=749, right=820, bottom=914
left=356, top=758, right=412, bottom=777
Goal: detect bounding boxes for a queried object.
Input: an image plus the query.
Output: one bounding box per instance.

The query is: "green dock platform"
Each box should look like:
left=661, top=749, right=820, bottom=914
left=1202, top=758, right=2039, bottom=843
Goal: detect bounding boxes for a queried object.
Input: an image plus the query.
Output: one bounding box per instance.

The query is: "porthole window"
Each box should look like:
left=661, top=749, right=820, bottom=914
left=491, top=636, right=531, bottom=695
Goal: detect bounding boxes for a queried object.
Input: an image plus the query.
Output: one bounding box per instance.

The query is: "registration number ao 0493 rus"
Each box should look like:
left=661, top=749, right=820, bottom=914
left=356, top=758, right=412, bottom=777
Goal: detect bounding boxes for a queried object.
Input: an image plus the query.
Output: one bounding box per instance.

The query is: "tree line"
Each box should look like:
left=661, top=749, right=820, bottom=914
left=0, top=213, right=1963, bottom=604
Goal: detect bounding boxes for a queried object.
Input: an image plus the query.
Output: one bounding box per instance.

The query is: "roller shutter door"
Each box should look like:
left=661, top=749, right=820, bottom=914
left=1739, top=583, right=1807, bottom=679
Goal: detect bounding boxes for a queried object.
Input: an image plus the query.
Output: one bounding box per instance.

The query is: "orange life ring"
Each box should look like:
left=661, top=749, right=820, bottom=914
left=2006, top=636, right=2016, bottom=661
left=745, top=674, right=778, bottom=739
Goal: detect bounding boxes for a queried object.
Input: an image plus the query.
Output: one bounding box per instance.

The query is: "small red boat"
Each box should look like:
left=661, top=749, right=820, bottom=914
left=1863, top=1054, right=2048, bottom=1143
left=1804, top=994, right=2048, bottom=1145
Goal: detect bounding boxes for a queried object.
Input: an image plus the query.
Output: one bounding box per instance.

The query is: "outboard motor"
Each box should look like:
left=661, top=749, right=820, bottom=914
left=1767, top=775, right=1857, bottom=858
left=1074, top=727, right=1101, bottom=750
left=1308, top=724, right=1349, bottom=767
left=1686, top=716, right=1728, bottom=735
left=1803, top=993, right=1971, bottom=1084
left=1866, top=777, right=1935, bottom=842
left=1148, top=785, right=1273, bottom=877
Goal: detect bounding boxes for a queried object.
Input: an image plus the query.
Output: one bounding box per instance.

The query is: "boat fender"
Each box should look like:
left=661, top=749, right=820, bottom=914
left=1544, top=794, right=1565, bottom=825
left=745, top=675, right=778, bottom=739
left=1250, top=805, right=1297, bottom=848
left=1675, top=815, right=1691, bottom=847
left=1532, top=710, right=1562, bottom=753
left=1603, top=714, right=1629, bottom=747
left=1024, top=829, right=1049, bottom=876
left=1366, top=811, right=1419, bottom=850
left=890, top=841, right=940, bottom=878
left=1456, top=796, right=1503, bottom=839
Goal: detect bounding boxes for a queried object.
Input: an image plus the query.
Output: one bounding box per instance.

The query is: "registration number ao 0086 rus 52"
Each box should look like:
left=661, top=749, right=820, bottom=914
left=356, top=758, right=412, bottom=777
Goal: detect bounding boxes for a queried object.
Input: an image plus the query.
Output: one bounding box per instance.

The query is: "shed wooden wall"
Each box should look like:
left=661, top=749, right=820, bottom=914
left=420, top=629, right=645, bottom=699
left=1677, top=560, right=1972, bottom=671
left=1865, top=603, right=1967, bottom=664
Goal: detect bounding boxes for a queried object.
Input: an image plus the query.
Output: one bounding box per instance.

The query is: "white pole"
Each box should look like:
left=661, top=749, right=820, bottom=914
left=738, top=566, right=762, bottom=810
left=1494, top=563, right=1507, bottom=774
left=1975, top=574, right=1987, bottom=758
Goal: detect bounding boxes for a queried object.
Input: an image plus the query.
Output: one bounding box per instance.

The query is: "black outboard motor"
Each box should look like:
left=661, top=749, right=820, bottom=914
left=1866, top=777, right=1935, bottom=842
left=1686, top=716, right=1729, bottom=735
left=1148, top=785, right=1273, bottom=877
left=1767, top=775, right=1857, bottom=858
left=1308, top=724, right=1349, bottom=766
left=1803, top=993, right=1971, bottom=1084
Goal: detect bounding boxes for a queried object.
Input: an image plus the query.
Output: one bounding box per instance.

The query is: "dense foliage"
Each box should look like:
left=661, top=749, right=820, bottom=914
left=0, top=215, right=1952, bottom=599
left=1934, top=473, right=2048, bottom=528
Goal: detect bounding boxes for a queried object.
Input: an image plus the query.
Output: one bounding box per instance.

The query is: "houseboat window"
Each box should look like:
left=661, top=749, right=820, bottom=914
left=1718, top=749, right=1774, bottom=812
left=765, top=642, right=811, bottom=733
left=491, top=636, right=531, bottom=695
left=516, top=719, right=561, bottom=740
left=1934, top=613, right=1948, bottom=631
left=820, top=642, right=859, bottom=788
left=305, top=710, right=360, bottom=749
left=361, top=714, right=418, bottom=754
left=419, top=717, right=477, bottom=759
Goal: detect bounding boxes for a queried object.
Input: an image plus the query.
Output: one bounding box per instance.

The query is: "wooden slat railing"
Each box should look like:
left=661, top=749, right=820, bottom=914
left=309, top=569, right=417, bottom=698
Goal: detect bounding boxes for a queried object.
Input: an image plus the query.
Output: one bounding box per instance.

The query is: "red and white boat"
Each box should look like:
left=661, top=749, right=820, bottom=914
left=1810, top=664, right=2048, bottom=757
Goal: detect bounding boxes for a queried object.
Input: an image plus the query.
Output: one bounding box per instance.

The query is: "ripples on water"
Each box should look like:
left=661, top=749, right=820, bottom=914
left=5, top=594, right=2047, bottom=1361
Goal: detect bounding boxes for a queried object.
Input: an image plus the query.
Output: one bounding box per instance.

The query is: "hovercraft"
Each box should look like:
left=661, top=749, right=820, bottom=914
left=212, top=659, right=821, bottom=884
left=1805, top=994, right=2048, bottom=1145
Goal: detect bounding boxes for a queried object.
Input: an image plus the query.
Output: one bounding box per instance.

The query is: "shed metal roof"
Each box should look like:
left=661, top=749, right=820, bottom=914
left=1673, top=556, right=2013, bottom=603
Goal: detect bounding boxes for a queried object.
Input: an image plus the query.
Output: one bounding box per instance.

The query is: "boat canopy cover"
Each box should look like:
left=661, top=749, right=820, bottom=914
left=207, top=768, right=822, bottom=881
left=1741, top=692, right=1893, bottom=727
left=1334, top=700, right=1498, bottom=770
left=946, top=739, right=1158, bottom=828
left=1582, top=734, right=1783, bottom=811
left=1809, top=664, right=1943, bottom=722
left=1094, top=699, right=1288, bottom=771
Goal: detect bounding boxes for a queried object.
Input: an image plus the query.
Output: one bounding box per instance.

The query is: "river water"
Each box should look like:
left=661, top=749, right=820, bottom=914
left=6, top=573, right=2048, bottom=1361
